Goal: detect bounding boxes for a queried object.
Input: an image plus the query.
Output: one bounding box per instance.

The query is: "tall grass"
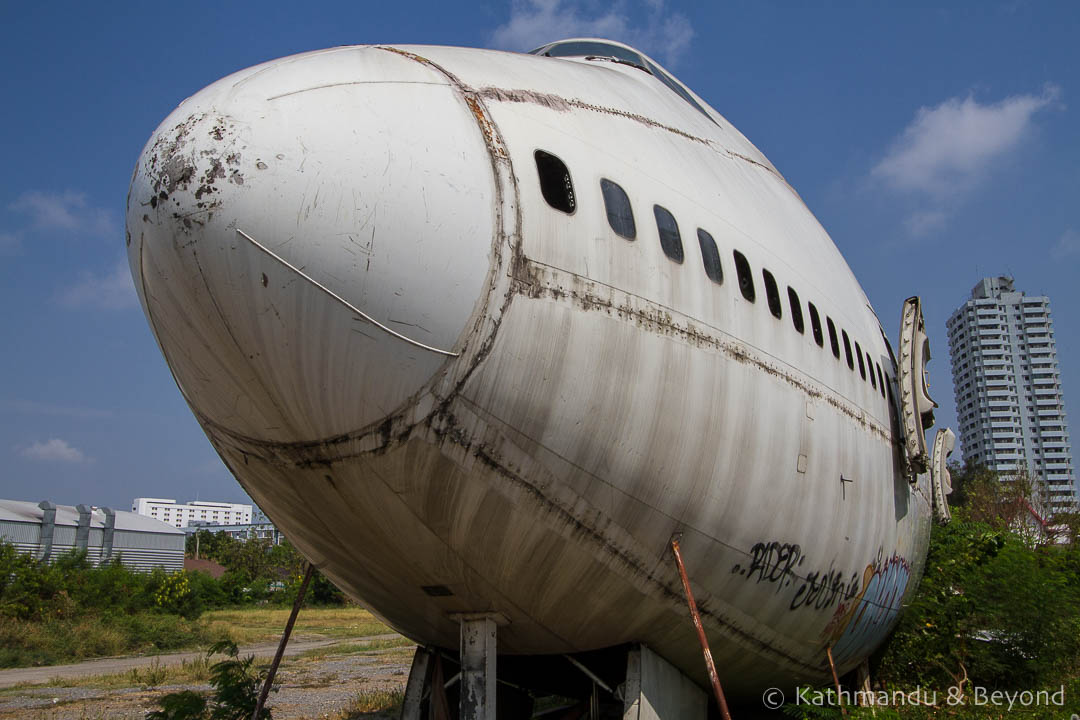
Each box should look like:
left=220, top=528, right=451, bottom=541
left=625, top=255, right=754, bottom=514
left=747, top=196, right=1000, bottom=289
left=337, top=688, right=405, bottom=717
left=0, top=606, right=393, bottom=668
left=202, top=607, right=391, bottom=644
left=0, top=612, right=227, bottom=668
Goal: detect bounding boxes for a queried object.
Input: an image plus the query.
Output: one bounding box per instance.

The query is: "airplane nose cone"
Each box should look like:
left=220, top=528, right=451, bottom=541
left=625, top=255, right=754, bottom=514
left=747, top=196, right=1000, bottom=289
left=126, top=47, right=496, bottom=443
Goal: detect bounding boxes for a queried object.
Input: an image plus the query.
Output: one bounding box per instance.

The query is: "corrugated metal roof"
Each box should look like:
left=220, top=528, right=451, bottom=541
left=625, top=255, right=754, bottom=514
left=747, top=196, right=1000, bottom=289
left=0, top=499, right=183, bottom=535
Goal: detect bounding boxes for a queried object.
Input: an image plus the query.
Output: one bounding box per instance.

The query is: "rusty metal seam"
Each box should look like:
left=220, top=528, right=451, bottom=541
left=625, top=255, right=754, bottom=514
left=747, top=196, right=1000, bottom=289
left=473, top=85, right=787, bottom=184
left=369, top=46, right=522, bottom=436
left=475, top=85, right=707, bottom=144
left=514, top=257, right=896, bottom=445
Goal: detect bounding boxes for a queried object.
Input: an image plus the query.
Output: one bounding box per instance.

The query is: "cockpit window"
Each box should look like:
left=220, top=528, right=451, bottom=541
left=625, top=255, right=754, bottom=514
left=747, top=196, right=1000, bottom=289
left=601, top=179, right=636, bottom=240
left=641, top=58, right=715, bottom=124
left=534, top=150, right=576, bottom=214
left=530, top=40, right=717, bottom=125
left=531, top=40, right=648, bottom=70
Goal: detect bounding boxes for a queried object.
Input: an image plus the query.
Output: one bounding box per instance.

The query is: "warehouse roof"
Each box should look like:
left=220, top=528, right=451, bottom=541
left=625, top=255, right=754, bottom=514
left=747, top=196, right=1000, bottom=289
left=0, top=499, right=183, bottom=535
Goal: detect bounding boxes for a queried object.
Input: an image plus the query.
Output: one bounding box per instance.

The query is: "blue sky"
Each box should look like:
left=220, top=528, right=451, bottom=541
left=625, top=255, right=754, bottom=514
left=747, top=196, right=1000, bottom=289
left=2, top=1, right=1078, bottom=509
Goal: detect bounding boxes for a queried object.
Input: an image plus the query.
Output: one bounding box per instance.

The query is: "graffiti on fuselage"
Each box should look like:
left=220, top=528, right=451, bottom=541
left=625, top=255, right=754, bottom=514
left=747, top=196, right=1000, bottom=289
left=823, top=551, right=911, bottom=665
left=731, top=540, right=861, bottom=612
left=731, top=542, right=911, bottom=647
left=731, top=541, right=804, bottom=592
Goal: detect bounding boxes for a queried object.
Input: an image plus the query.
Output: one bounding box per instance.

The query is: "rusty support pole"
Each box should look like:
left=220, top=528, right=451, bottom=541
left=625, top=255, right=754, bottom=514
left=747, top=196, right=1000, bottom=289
left=826, top=646, right=848, bottom=717
left=670, top=537, right=733, bottom=720
left=252, top=563, right=314, bottom=720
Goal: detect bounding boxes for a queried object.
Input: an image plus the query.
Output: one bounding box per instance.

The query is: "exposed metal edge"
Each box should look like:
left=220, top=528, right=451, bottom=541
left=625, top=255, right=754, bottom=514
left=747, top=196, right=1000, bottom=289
left=235, top=228, right=459, bottom=357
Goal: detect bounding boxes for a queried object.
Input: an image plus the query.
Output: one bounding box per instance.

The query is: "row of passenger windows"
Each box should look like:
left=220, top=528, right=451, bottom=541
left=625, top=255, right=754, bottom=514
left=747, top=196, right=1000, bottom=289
left=535, top=149, right=891, bottom=402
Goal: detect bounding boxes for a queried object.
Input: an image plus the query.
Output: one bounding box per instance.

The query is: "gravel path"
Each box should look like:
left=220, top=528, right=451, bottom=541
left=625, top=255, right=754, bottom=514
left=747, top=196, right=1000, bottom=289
left=0, top=639, right=414, bottom=720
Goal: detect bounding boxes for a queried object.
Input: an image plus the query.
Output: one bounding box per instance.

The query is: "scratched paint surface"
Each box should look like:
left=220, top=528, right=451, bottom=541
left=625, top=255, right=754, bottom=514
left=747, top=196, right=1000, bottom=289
left=127, top=42, right=936, bottom=698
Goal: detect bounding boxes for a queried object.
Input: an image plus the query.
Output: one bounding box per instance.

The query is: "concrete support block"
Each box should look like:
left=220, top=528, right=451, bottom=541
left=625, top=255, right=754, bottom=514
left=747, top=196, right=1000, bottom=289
left=622, top=644, right=706, bottom=720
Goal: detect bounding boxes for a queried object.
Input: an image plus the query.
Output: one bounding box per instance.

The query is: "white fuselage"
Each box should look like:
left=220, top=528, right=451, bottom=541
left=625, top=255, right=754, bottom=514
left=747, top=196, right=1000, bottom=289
left=127, top=42, right=932, bottom=696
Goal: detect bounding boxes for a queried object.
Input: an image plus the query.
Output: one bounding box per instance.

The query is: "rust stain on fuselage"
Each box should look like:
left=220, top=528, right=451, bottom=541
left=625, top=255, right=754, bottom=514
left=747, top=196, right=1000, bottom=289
left=476, top=85, right=709, bottom=146
left=513, top=257, right=896, bottom=445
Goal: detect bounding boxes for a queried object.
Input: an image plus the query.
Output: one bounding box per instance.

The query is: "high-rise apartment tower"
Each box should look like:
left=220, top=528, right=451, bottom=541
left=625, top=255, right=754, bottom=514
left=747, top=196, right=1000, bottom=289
left=946, top=277, right=1076, bottom=510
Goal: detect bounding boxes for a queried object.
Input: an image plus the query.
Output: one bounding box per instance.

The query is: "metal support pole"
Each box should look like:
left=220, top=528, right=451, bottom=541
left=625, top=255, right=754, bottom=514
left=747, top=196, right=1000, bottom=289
left=457, top=614, right=498, bottom=720
left=430, top=652, right=453, bottom=720
left=252, top=563, right=314, bottom=720
left=856, top=659, right=872, bottom=706
left=37, top=501, right=56, bottom=562
left=670, top=537, right=732, bottom=720
left=826, top=646, right=848, bottom=717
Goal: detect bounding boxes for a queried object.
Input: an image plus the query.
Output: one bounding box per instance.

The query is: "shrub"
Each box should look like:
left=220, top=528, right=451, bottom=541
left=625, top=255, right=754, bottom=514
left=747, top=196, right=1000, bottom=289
left=873, top=519, right=1080, bottom=691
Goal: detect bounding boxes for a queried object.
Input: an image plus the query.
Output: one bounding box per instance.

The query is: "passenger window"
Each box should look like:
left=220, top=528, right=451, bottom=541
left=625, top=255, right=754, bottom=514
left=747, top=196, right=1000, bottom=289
left=762, top=270, right=782, bottom=319
left=877, top=364, right=886, bottom=399
left=534, top=150, right=575, bottom=214
left=868, top=352, right=877, bottom=388
left=855, top=341, right=866, bottom=379
left=787, top=287, right=804, bottom=333
left=808, top=302, right=823, bottom=347
left=697, top=229, right=723, bottom=284
left=733, top=250, right=755, bottom=302
left=653, top=205, right=684, bottom=263
left=600, top=179, right=636, bottom=239
left=827, top=317, right=840, bottom=359
left=842, top=330, right=854, bottom=370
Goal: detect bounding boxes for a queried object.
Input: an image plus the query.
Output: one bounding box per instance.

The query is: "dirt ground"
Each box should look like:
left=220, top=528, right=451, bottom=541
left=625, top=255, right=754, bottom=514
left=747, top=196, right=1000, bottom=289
left=0, top=642, right=414, bottom=720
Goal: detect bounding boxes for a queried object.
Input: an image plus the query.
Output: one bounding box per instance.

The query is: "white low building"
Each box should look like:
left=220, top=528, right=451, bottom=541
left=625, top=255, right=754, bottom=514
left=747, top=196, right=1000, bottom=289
left=132, top=498, right=252, bottom=528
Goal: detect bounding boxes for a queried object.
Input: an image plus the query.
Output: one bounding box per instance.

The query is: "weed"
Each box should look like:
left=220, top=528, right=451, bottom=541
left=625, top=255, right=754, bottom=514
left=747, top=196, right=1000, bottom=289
left=147, top=640, right=273, bottom=720
left=337, top=688, right=405, bottom=717
left=298, top=637, right=414, bottom=660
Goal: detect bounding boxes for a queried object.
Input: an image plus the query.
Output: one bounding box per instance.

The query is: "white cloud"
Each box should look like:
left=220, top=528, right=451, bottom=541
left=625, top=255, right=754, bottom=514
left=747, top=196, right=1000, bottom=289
left=9, top=190, right=115, bottom=237
left=58, top=261, right=137, bottom=310
left=873, top=85, right=1060, bottom=196
left=1052, top=229, right=1080, bottom=260
left=0, top=232, right=20, bottom=255
left=20, top=438, right=89, bottom=464
left=871, top=85, right=1061, bottom=236
left=491, top=0, right=694, bottom=67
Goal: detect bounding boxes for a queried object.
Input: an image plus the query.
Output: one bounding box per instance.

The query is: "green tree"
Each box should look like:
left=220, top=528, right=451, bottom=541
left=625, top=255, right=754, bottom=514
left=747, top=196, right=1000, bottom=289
left=872, top=462, right=1080, bottom=691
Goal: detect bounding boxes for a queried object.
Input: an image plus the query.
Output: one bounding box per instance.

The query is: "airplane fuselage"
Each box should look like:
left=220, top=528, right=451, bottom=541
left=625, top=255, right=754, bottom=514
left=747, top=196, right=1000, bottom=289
left=127, top=41, right=933, bottom=697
